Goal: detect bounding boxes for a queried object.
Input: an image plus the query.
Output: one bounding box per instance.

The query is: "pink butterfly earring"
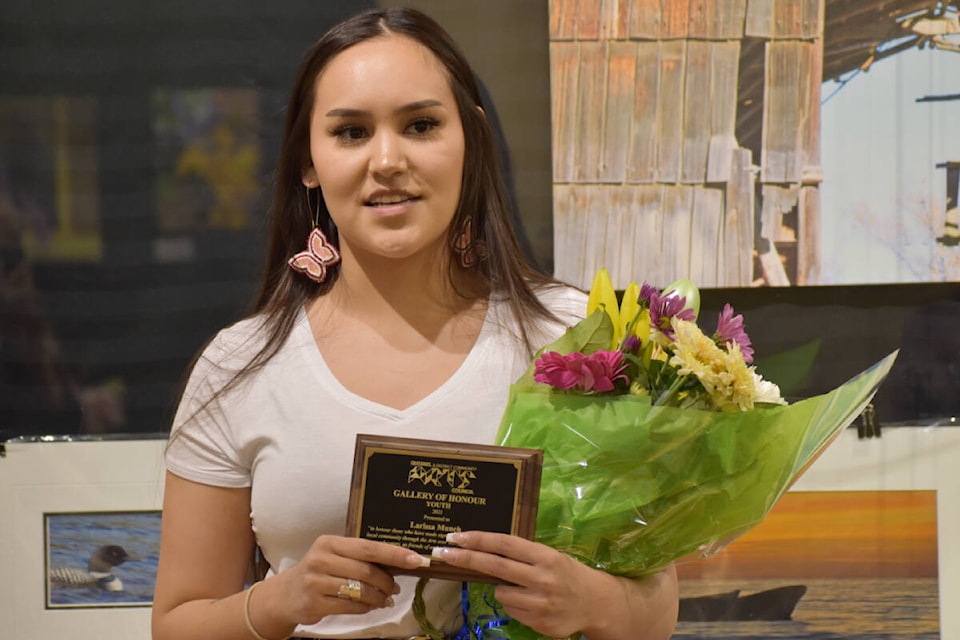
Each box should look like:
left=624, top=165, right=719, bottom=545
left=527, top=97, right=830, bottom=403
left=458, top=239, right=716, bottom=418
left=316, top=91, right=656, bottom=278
left=288, top=186, right=341, bottom=283
left=452, top=215, right=488, bottom=269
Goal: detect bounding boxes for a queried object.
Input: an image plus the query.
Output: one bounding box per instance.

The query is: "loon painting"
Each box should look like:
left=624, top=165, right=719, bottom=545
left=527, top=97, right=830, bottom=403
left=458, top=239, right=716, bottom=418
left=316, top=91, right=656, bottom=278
left=49, top=544, right=132, bottom=592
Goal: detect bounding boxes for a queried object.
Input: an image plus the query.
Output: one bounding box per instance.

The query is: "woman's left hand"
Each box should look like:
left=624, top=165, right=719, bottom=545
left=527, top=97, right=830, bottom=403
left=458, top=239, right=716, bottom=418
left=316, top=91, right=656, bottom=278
left=432, top=531, right=619, bottom=639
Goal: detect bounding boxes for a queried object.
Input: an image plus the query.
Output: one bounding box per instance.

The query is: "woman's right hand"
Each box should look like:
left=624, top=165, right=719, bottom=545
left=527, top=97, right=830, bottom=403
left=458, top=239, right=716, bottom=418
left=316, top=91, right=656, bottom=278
left=152, top=474, right=430, bottom=640
left=267, top=535, right=430, bottom=626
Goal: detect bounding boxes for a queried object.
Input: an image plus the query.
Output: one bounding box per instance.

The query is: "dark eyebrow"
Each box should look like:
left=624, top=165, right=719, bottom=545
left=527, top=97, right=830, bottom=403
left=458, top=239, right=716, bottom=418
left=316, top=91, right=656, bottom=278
left=324, top=99, right=444, bottom=118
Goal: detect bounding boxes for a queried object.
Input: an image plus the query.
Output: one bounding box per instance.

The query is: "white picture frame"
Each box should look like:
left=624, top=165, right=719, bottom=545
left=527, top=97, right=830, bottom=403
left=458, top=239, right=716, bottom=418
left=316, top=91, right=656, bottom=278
left=0, top=438, right=166, bottom=639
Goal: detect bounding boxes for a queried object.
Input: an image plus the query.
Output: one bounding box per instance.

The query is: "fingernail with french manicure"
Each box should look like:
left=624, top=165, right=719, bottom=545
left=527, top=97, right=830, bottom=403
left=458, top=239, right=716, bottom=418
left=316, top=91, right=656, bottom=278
left=431, top=546, right=450, bottom=559
left=408, top=554, right=431, bottom=567
left=445, top=532, right=464, bottom=545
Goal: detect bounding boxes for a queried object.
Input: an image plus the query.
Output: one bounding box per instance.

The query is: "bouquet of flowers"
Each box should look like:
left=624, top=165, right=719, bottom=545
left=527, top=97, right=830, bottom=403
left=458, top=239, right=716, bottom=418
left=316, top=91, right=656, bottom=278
left=464, top=269, right=897, bottom=640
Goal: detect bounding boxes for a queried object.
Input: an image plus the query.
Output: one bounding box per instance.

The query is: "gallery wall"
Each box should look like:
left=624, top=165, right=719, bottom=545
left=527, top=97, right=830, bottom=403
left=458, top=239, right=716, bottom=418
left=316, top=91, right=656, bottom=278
left=0, top=0, right=554, bottom=438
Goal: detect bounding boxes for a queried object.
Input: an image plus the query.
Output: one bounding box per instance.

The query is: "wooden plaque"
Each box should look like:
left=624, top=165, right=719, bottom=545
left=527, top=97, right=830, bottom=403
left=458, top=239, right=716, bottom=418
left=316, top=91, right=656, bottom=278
left=345, top=434, right=542, bottom=584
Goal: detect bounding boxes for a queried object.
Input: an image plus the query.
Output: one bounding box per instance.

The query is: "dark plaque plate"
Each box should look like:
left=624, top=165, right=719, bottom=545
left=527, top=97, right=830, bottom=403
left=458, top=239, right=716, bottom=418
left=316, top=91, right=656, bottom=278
left=345, top=434, right=542, bottom=583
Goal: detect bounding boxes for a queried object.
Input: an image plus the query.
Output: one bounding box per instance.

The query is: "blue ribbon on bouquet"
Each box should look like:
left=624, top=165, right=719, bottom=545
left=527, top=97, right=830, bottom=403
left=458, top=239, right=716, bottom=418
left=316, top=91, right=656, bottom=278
left=453, top=582, right=511, bottom=640
left=413, top=578, right=511, bottom=640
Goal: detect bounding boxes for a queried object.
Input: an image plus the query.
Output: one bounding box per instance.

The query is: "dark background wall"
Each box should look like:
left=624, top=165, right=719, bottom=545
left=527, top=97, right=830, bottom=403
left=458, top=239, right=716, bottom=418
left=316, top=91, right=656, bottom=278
left=698, top=282, right=960, bottom=425
left=0, top=0, right=554, bottom=437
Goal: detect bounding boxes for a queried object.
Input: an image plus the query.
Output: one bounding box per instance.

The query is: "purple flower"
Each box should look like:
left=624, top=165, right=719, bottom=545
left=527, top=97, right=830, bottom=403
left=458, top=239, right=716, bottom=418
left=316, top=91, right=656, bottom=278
left=647, top=291, right=696, bottom=340
left=534, top=350, right=629, bottom=393
left=638, top=282, right=659, bottom=307
left=714, top=303, right=754, bottom=363
left=622, top=334, right=642, bottom=353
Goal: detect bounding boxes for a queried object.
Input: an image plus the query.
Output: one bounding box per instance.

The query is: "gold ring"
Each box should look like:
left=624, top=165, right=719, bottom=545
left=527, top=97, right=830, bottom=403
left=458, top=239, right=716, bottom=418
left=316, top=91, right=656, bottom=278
left=336, top=578, right=363, bottom=601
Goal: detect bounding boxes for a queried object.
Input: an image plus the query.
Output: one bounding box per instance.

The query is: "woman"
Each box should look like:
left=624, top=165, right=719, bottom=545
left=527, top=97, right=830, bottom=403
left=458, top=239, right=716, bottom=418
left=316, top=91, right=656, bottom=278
left=152, top=8, right=678, bottom=640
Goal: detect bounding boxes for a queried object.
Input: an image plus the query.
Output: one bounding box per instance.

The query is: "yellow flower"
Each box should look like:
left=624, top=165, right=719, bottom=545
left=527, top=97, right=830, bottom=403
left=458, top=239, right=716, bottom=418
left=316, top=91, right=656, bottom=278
left=587, top=268, right=621, bottom=349
left=669, top=319, right=756, bottom=412
left=619, top=281, right=650, bottom=345
left=629, top=381, right=649, bottom=396
left=633, top=309, right=651, bottom=344
left=650, top=343, right=669, bottom=362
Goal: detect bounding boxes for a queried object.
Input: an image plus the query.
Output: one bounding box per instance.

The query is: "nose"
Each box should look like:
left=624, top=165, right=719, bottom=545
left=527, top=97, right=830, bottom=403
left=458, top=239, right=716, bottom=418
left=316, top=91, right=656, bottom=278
left=370, top=130, right=407, bottom=178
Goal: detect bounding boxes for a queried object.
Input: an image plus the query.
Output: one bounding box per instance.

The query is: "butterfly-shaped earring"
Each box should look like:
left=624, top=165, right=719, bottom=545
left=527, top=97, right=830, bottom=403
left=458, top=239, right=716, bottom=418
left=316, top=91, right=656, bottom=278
left=453, top=215, right=488, bottom=269
left=288, top=228, right=341, bottom=283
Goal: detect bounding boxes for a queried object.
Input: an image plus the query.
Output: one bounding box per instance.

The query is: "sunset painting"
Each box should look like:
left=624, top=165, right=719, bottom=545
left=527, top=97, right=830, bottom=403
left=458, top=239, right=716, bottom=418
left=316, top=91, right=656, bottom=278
left=673, top=490, right=939, bottom=639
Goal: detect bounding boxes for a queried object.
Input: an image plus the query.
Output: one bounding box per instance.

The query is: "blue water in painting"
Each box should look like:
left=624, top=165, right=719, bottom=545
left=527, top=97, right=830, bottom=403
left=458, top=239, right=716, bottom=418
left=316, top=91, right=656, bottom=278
left=673, top=578, right=940, bottom=640
left=46, top=511, right=161, bottom=608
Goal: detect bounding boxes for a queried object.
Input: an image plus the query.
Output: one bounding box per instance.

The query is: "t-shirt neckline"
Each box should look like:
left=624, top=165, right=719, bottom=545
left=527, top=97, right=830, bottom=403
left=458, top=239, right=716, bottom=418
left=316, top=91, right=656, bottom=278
left=293, top=299, right=497, bottom=422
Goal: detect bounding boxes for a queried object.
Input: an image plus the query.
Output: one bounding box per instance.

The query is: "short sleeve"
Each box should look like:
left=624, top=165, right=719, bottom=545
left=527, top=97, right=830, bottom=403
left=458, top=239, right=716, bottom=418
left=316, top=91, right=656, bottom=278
left=164, top=326, right=261, bottom=488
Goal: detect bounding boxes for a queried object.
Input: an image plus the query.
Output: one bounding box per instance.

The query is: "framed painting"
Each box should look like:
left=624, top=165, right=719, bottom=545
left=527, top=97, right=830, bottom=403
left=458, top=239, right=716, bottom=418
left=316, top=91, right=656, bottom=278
left=0, top=438, right=166, bottom=638
left=0, top=96, right=102, bottom=262
left=673, top=426, right=959, bottom=639
left=45, top=510, right=161, bottom=609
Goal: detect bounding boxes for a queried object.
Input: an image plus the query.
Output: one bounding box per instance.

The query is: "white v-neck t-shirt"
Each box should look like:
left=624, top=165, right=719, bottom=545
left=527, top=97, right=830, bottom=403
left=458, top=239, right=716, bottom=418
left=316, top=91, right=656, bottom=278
left=165, top=285, right=585, bottom=639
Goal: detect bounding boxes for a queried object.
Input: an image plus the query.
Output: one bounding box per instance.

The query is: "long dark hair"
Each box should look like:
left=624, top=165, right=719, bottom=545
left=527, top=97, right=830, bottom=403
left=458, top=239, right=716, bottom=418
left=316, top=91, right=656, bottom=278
left=191, top=7, right=559, bottom=401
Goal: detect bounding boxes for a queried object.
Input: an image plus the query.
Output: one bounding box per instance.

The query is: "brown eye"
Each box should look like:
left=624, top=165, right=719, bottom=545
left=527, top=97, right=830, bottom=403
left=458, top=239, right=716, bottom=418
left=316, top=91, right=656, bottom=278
left=407, top=118, right=439, bottom=135
left=332, top=125, right=367, bottom=142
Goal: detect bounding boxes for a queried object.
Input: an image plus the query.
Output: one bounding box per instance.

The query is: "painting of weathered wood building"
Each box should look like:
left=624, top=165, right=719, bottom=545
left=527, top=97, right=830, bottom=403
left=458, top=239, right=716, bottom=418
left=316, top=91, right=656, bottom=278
left=549, top=0, right=960, bottom=288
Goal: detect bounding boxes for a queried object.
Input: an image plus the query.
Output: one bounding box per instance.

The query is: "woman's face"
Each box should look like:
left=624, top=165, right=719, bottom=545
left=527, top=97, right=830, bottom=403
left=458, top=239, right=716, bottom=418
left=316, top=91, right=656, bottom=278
left=302, top=34, right=466, bottom=265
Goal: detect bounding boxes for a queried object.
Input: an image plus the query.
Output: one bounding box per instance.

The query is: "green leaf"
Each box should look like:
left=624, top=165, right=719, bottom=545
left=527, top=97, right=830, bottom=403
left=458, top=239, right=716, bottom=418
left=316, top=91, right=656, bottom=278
left=567, top=309, right=614, bottom=355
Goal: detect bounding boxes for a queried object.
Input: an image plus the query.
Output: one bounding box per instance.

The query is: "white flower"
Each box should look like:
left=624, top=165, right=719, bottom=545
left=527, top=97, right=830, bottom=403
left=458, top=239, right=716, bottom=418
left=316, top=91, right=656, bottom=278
left=752, top=372, right=787, bottom=405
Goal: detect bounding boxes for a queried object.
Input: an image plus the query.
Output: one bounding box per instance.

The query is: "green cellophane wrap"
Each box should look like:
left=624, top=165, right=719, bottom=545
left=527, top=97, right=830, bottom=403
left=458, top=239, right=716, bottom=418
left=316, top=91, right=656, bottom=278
left=465, top=351, right=897, bottom=640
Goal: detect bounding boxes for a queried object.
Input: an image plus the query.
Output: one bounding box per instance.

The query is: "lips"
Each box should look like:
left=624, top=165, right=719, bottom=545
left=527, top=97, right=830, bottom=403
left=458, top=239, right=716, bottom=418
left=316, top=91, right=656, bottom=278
left=364, top=191, right=420, bottom=206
